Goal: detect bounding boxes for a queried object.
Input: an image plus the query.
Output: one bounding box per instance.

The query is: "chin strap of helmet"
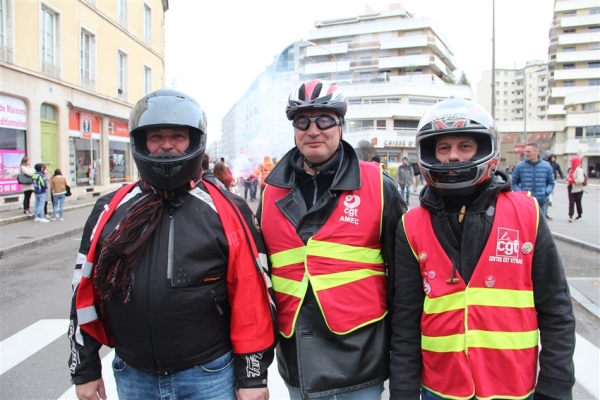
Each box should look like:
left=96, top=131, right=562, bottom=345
left=299, top=143, right=342, bottom=175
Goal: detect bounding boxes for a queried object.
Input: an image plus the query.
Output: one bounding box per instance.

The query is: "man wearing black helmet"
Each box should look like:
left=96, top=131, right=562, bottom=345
left=67, top=89, right=277, bottom=400
left=390, top=97, right=575, bottom=400
left=257, top=79, right=405, bottom=399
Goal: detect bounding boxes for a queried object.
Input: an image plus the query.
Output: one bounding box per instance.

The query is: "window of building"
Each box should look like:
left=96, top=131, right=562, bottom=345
left=586, top=126, right=600, bottom=137
left=504, top=71, right=508, bottom=77
left=337, top=71, right=352, bottom=81
left=143, top=3, right=151, bottom=44
left=495, top=71, right=499, bottom=76
left=495, top=90, right=499, bottom=95
left=40, top=104, right=56, bottom=120
left=393, top=119, right=419, bottom=129
left=338, top=56, right=351, bottom=62
left=563, top=81, right=575, bottom=87
left=144, top=66, right=151, bottom=95
left=575, top=127, right=583, bottom=138
left=563, top=29, right=576, bottom=34
left=117, top=0, right=127, bottom=27
left=590, top=8, right=600, bottom=15
left=0, top=0, right=5, bottom=49
left=117, top=51, right=128, bottom=100
left=405, top=49, right=422, bottom=55
left=588, top=79, right=600, bottom=86
left=583, top=103, right=596, bottom=111
left=589, top=43, right=600, bottom=50
left=348, top=98, right=362, bottom=105
left=589, top=61, right=600, bottom=68
left=563, top=11, right=576, bottom=17
left=408, top=97, right=437, bottom=105
left=590, top=26, right=600, bottom=32
left=40, top=7, right=57, bottom=68
left=504, top=82, right=508, bottom=87
left=563, top=63, right=575, bottom=69
left=337, top=37, right=352, bottom=43
left=80, top=30, right=95, bottom=89
left=347, top=119, right=374, bottom=131
left=360, top=71, right=372, bottom=82
left=503, top=100, right=507, bottom=105
left=563, top=46, right=576, bottom=52
left=504, top=91, right=508, bottom=95
left=376, top=120, right=386, bottom=129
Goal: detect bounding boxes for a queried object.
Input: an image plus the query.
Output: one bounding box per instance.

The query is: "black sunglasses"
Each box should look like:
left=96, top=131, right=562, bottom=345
left=293, top=115, right=341, bottom=131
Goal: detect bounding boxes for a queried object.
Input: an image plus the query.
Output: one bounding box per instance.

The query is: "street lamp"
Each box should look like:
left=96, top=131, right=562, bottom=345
left=298, top=40, right=338, bottom=83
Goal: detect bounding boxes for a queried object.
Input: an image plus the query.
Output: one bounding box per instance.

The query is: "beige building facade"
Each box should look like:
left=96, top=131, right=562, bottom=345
left=0, top=0, right=168, bottom=206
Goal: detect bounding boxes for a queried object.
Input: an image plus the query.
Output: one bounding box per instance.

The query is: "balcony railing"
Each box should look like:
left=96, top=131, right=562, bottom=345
left=81, top=76, right=95, bottom=90
left=41, top=62, right=60, bottom=79
left=0, top=45, right=13, bottom=63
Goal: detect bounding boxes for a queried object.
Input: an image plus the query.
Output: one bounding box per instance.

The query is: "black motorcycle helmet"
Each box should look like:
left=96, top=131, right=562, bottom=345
left=416, top=97, right=500, bottom=196
left=129, top=89, right=207, bottom=190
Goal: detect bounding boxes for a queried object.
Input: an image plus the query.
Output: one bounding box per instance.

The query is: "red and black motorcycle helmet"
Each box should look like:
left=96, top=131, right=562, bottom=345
left=285, top=79, right=347, bottom=121
left=416, top=97, right=500, bottom=196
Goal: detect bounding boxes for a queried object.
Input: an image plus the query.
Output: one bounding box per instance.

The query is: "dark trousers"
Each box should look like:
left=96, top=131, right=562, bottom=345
left=243, top=182, right=252, bottom=200
left=23, top=190, right=33, bottom=211
left=568, top=190, right=583, bottom=218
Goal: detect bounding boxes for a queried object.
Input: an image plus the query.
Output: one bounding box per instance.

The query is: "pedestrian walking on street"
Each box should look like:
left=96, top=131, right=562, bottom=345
left=396, top=156, right=413, bottom=205
left=512, top=142, right=555, bottom=220
left=390, top=97, right=575, bottom=400
left=258, top=79, right=405, bottom=399
left=411, top=160, right=421, bottom=193
left=547, top=153, right=565, bottom=207
left=567, top=155, right=585, bottom=222
left=19, top=156, right=35, bottom=217
left=50, top=168, right=67, bottom=221
left=68, top=89, right=276, bottom=400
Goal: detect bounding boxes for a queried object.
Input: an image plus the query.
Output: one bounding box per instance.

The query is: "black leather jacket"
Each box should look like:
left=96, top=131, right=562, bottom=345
left=258, top=141, right=406, bottom=398
left=68, top=181, right=274, bottom=388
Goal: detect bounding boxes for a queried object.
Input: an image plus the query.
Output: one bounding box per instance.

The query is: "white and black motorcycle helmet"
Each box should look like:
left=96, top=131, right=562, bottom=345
left=129, top=89, right=207, bottom=190
left=416, top=97, right=500, bottom=196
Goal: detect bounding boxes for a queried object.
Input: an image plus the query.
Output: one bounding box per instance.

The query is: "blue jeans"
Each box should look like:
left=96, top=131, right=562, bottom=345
left=52, top=193, right=65, bottom=218
left=539, top=200, right=548, bottom=217
left=34, top=193, right=46, bottom=219
left=400, top=186, right=410, bottom=204
left=421, top=387, right=534, bottom=400
left=286, top=382, right=384, bottom=400
left=112, top=351, right=236, bottom=400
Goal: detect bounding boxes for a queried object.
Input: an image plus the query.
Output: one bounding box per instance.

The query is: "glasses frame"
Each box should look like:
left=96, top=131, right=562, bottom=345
left=293, top=115, right=341, bottom=131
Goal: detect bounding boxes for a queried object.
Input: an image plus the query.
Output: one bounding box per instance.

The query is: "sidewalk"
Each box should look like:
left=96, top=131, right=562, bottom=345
left=0, top=183, right=598, bottom=319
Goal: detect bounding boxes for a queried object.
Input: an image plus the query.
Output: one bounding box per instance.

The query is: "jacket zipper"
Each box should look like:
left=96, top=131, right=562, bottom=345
left=167, top=207, right=175, bottom=282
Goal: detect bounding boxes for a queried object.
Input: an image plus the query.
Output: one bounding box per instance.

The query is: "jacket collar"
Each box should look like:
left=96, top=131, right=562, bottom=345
left=265, top=140, right=362, bottom=191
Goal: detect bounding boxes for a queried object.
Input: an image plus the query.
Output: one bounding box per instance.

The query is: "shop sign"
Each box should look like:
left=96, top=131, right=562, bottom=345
left=0, top=95, right=27, bottom=130
left=81, top=112, right=94, bottom=139
left=0, top=149, right=26, bottom=192
left=514, top=145, right=525, bottom=154
left=108, top=119, right=129, bottom=138
left=384, top=140, right=414, bottom=148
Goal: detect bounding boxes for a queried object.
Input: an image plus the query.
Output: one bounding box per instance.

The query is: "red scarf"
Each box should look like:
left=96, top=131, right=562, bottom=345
left=76, top=181, right=276, bottom=354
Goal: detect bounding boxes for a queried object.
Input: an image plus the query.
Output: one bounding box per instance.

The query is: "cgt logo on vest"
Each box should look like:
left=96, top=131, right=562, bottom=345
left=340, top=195, right=361, bottom=225
left=490, top=227, right=523, bottom=264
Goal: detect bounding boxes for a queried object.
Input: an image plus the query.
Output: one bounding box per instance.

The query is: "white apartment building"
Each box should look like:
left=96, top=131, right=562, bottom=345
left=218, top=3, right=473, bottom=173
left=547, top=0, right=600, bottom=118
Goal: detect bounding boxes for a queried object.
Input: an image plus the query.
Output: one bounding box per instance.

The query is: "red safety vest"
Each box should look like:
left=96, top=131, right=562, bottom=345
left=261, top=162, right=386, bottom=337
left=402, top=192, right=540, bottom=400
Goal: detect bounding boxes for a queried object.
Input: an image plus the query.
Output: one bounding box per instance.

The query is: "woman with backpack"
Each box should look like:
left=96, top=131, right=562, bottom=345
left=566, top=156, right=585, bottom=223
left=32, top=163, right=50, bottom=223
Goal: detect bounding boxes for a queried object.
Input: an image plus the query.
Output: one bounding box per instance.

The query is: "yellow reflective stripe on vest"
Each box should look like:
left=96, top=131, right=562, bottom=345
left=424, top=292, right=465, bottom=314
left=424, top=288, right=534, bottom=315
left=422, top=330, right=539, bottom=352
left=468, top=329, right=539, bottom=350
left=307, top=239, right=384, bottom=264
left=271, top=274, right=308, bottom=297
left=468, top=288, right=534, bottom=308
left=422, top=333, right=465, bottom=352
left=270, top=247, right=305, bottom=268
left=310, top=268, right=385, bottom=291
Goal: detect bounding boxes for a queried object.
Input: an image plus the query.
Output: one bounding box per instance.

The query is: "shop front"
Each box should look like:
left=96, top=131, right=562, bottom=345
left=0, top=94, right=27, bottom=196
left=108, top=119, right=131, bottom=183
left=68, top=111, right=101, bottom=187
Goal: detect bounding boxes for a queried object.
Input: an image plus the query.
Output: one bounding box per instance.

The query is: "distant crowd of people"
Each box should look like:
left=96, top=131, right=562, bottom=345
left=19, top=156, right=69, bottom=222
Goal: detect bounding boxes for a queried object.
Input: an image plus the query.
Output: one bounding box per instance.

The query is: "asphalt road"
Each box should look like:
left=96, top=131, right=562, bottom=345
left=0, top=233, right=597, bottom=399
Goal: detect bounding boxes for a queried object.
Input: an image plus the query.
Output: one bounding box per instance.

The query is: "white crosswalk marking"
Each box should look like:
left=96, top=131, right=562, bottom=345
left=1, top=319, right=597, bottom=399
left=0, top=319, right=68, bottom=376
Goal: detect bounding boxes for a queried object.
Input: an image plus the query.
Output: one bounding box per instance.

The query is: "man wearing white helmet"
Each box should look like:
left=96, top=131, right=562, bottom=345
left=258, top=79, right=406, bottom=399
left=390, top=97, right=575, bottom=400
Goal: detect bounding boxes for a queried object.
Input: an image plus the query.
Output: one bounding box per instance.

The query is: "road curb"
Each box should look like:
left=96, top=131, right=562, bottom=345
left=569, top=283, right=600, bottom=319
left=551, top=231, right=600, bottom=252
left=0, top=226, right=84, bottom=259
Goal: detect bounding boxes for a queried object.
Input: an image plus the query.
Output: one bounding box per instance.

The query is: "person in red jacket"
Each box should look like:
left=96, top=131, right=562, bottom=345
left=68, top=89, right=276, bottom=400
left=390, top=97, right=575, bottom=400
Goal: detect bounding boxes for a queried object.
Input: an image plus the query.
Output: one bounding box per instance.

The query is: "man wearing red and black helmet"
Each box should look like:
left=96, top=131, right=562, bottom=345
left=257, top=79, right=406, bottom=399
left=390, top=97, right=575, bottom=400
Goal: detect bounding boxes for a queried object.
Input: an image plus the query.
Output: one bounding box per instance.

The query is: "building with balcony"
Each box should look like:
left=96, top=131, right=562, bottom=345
left=547, top=0, right=600, bottom=118
left=0, top=0, right=168, bottom=205
left=218, top=3, right=473, bottom=173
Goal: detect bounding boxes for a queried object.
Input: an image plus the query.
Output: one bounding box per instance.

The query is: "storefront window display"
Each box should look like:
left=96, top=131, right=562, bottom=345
left=0, top=95, right=27, bottom=195
left=68, top=110, right=101, bottom=187
left=108, top=119, right=131, bottom=183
